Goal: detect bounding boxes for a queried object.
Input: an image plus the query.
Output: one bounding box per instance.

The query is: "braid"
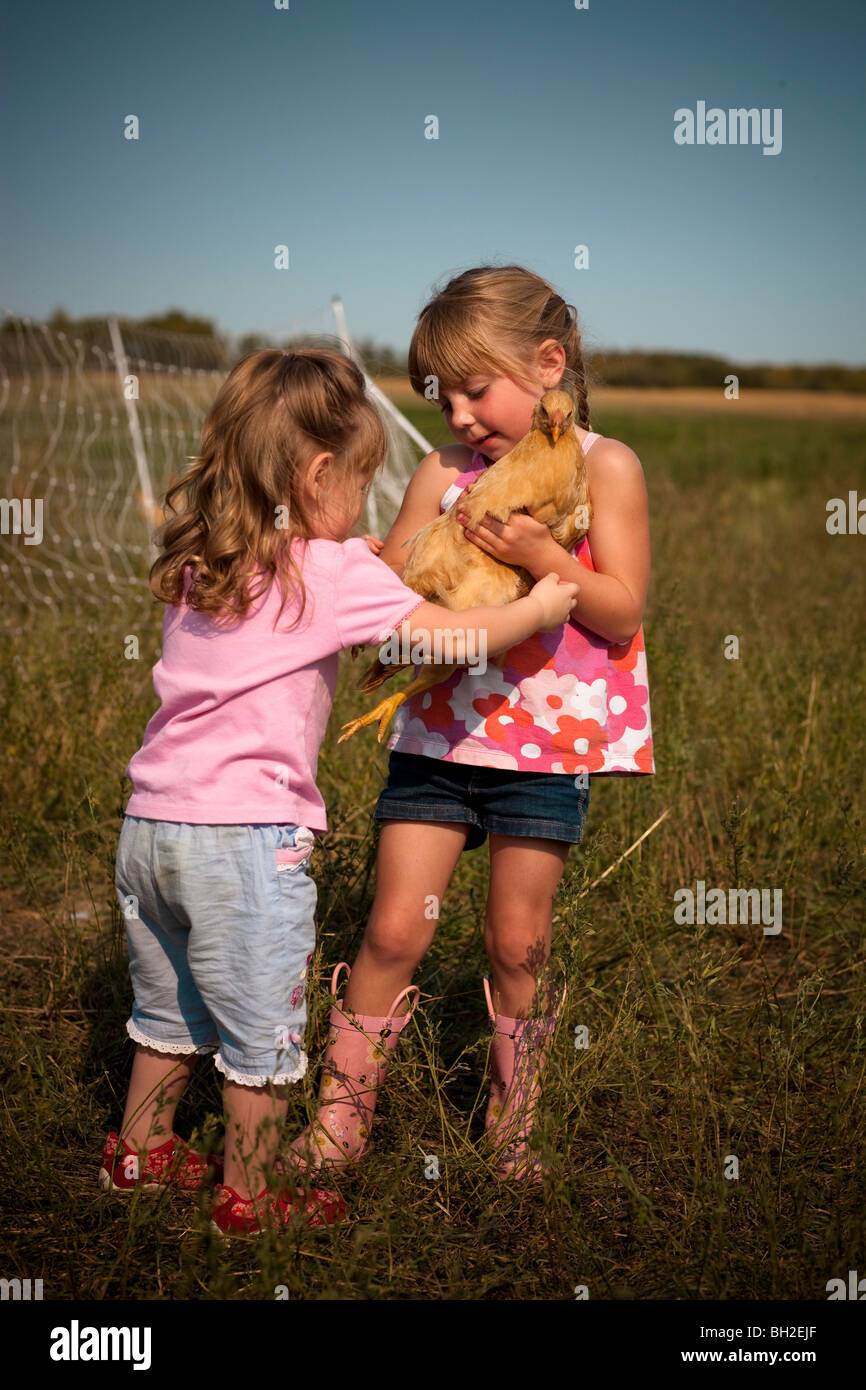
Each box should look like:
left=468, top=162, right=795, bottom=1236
left=537, top=291, right=591, bottom=430
left=572, top=358, right=591, bottom=431
left=559, top=298, right=591, bottom=430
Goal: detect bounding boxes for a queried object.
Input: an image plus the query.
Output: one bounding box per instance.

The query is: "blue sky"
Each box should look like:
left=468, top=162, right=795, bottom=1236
left=2, top=0, right=864, bottom=363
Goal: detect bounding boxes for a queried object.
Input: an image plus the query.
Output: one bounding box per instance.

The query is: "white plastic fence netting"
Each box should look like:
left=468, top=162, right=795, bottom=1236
left=0, top=310, right=428, bottom=626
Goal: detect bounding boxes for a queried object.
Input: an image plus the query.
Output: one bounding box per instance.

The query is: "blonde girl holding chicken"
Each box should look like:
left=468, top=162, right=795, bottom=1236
left=107, top=344, right=579, bottom=1234
left=288, top=264, right=655, bottom=1183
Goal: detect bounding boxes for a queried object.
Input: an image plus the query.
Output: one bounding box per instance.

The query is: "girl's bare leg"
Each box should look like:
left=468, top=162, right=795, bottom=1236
left=284, top=821, right=468, bottom=1171
left=484, top=836, right=571, bottom=1018
left=343, top=820, right=469, bottom=1014
left=120, top=1044, right=197, bottom=1150
left=223, top=1081, right=288, bottom=1199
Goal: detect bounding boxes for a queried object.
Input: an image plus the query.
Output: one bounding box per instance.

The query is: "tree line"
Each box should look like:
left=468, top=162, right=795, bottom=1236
left=7, top=309, right=863, bottom=394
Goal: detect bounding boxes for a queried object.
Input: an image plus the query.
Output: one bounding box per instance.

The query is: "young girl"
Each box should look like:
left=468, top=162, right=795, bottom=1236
left=287, top=265, right=654, bottom=1183
left=104, top=344, right=579, bottom=1235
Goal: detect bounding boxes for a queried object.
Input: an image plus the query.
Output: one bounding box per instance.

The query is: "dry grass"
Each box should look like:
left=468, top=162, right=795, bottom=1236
left=1, top=404, right=864, bottom=1300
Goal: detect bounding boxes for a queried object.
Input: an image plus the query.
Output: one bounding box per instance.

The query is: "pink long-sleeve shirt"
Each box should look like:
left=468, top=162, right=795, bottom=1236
left=123, top=538, right=424, bottom=831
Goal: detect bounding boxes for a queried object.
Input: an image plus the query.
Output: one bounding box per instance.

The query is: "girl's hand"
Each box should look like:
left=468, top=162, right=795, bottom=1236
left=363, top=533, right=384, bottom=554
left=527, top=573, right=580, bottom=631
left=457, top=502, right=556, bottom=576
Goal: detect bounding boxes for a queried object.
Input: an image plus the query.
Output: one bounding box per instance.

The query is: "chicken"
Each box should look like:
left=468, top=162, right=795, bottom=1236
left=338, top=389, right=592, bottom=743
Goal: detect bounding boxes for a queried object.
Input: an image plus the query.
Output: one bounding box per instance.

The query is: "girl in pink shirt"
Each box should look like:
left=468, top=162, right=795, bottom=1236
left=287, top=266, right=655, bottom=1184
left=105, top=344, right=579, bottom=1236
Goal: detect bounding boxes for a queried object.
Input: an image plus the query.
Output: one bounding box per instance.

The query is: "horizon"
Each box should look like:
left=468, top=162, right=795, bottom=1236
left=18, top=307, right=864, bottom=374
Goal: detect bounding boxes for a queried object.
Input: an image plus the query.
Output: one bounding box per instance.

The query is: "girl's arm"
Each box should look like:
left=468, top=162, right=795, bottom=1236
left=400, top=573, right=579, bottom=659
left=457, top=441, right=650, bottom=646
left=378, top=448, right=467, bottom=575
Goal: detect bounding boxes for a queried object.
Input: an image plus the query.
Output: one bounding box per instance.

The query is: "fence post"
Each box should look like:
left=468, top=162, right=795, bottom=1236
left=108, top=317, right=158, bottom=564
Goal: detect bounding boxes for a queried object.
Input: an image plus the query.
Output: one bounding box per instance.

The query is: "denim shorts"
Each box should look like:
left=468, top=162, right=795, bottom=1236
left=114, top=817, right=318, bottom=1086
left=375, top=752, right=591, bottom=852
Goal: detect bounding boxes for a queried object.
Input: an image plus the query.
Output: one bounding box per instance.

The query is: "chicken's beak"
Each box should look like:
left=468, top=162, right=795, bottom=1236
left=550, top=424, right=561, bottom=443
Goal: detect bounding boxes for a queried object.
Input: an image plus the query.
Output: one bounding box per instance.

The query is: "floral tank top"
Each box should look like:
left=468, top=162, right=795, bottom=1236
left=387, top=433, right=655, bottom=776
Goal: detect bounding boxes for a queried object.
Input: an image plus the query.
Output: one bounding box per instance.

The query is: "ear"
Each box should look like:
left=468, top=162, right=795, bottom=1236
left=305, top=452, right=334, bottom=494
left=536, top=337, right=566, bottom=386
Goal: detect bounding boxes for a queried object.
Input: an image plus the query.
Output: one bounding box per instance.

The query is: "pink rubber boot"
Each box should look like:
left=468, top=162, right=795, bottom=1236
left=282, top=963, right=420, bottom=1175
left=482, top=975, right=567, bottom=1182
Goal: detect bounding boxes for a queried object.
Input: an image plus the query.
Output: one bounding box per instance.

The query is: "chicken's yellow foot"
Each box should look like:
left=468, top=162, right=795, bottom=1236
left=338, top=690, right=408, bottom=744
left=339, top=665, right=458, bottom=744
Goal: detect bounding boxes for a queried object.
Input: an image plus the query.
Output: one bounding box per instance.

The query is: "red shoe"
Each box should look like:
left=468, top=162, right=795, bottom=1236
left=210, top=1182, right=348, bottom=1237
left=98, top=1131, right=223, bottom=1192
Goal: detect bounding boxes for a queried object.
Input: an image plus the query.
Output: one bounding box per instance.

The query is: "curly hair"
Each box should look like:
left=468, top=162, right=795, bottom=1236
left=148, top=346, right=387, bottom=628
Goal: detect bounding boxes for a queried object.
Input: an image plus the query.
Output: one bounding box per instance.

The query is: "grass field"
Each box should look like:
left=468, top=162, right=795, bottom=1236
left=1, top=396, right=864, bottom=1300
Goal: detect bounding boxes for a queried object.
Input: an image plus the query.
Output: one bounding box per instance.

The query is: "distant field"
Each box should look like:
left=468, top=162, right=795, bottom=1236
left=377, top=377, right=866, bottom=420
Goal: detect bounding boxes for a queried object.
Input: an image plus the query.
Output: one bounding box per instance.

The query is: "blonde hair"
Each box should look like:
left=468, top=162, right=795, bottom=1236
left=408, top=264, right=591, bottom=429
left=149, top=347, right=387, bottom=626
